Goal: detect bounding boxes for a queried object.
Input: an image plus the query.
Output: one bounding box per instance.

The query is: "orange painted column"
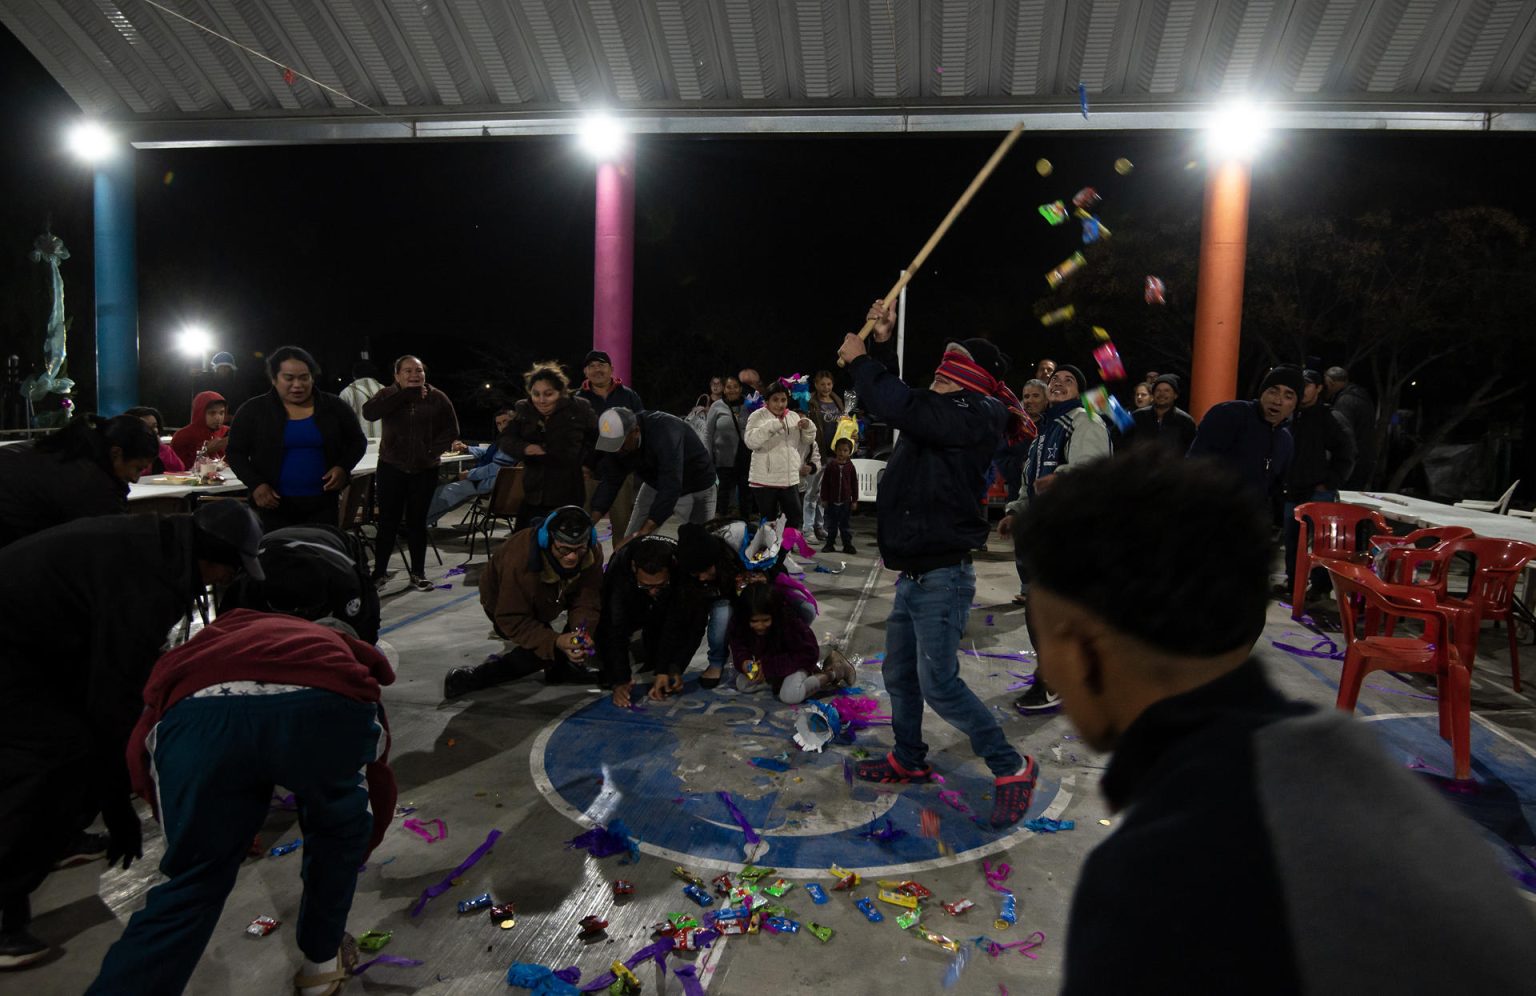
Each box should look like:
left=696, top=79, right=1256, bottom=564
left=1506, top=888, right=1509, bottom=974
left=1189, top=159, right=1252, bottom=422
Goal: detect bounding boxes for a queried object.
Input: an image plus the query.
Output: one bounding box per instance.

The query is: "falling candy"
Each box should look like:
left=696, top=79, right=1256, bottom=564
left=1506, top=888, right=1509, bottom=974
left=1035, top=158, right=1053, bottom=176
left=1037, top=201, right=1068, bottom=226
left=1045, top=252, right=1086, bottom=289
left=1081, top=217, right=1110, bottom=244
left=1072, top=187, right=1100, bottom=212
left=1114, top=157, right=1134, bottom=175
left=1145, top=275, right=1166, bottom=305
left=1092, top=342, right=1127, bottom=382
left=1082, top=386, right=1134, bottom=431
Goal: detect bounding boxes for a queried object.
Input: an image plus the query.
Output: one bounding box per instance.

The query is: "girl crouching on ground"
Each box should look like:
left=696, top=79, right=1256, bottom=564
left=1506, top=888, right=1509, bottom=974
left=729, top=583, right=854, bottom=703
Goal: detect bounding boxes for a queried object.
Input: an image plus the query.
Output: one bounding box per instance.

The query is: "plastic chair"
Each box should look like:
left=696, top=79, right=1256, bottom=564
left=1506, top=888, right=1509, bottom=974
left=1326, top=562, right=1473, bottom=780
left=850, top=458, right=885, bottom=504
left=1291, top=502, right=1390, bottom=620
left=464, top=465, right=524, bottom=562
left=1437, top=537, right=1536, bottom=693
left=1454, top=479, right=1519, bottom=515
left=1368, top=526, right=1475, bottom=583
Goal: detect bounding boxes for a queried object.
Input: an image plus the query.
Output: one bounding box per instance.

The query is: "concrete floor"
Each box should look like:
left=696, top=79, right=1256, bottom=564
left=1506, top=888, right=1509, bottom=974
left=21, top=511, right=1536, bottom=995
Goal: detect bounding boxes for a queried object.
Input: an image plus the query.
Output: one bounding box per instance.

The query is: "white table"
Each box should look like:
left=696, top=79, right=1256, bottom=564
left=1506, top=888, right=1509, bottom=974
left=1341, top=491, right=1536, bottom=543
left=129, top=450, right=474, bottom=503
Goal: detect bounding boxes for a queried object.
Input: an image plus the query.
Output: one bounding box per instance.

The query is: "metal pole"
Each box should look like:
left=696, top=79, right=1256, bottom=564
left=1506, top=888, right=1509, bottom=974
left=94, top=151, right=140, bottom=414
left=1189, top=158, right=1251, bottom=422
left=592, top=147, right=636, bottom=385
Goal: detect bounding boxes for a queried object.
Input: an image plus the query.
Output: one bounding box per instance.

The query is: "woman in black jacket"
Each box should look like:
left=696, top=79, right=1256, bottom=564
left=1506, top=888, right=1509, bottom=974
left=226, top=346, right=367, bottom=532
left=499, top=362, right=597, bottom=532
left=0, top=413, right=157, bottom=548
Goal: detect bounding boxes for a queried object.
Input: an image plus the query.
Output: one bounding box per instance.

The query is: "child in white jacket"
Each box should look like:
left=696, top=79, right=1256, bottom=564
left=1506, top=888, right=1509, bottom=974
left=744, top=381, right=818, bottom=529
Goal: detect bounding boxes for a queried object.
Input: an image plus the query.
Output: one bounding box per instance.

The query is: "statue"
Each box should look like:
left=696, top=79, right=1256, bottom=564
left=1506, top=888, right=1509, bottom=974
left=23, top=231, right=75, bottom=403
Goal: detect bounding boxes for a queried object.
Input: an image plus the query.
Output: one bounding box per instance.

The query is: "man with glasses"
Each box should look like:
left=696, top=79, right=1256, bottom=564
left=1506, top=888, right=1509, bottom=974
left=444, top=506, right=603, bottom=698
left=600, top=537, right=697, bottom=708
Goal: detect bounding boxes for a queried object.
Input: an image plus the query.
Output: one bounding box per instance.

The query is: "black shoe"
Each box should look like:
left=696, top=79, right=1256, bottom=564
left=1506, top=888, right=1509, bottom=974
left=53, top=831, right=109, bottom=869
left=409, top=574, right=434, bottom=592
left=821, top=540, right=837, bottom=553
left=842, top=541, right=857, bottom=555
left=1014, top=679, right=1061, bottom=714
left=443, top=666, right=480, bottom=699
left=1270, top=582, right=1293, bottom=600
left=0, top=929, right=50, bottom=970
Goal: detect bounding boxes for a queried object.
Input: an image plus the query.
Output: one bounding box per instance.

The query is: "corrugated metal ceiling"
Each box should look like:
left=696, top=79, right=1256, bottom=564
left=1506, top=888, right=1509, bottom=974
left=5, top=0, right=1536, bottom=146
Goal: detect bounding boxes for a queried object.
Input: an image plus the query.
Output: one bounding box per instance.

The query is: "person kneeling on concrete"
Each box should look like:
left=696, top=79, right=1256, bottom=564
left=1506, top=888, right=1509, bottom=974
left=1018, top=446, right=1536, bottom=993
left=602, top=536, right=701, bottom=708
left=86, top=609, right=397, bottom=996
left=729, top=583, right=854, bottom=702
left=219, top=523, right=381, bottom=644
left=445, top=506, right=603, bottom=697
left=0, top=501, right=258, bottom=970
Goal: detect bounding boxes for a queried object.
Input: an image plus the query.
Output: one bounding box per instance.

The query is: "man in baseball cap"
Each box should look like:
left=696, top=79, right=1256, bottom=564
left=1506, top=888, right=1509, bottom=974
left=591, top=407, right=717, bottom=547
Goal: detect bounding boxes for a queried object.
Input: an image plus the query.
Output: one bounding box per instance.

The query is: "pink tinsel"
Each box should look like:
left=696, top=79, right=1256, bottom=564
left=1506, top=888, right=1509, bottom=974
left=938, top=790, right=972, bottom=815
left=832, top=696, right=890, bottom=730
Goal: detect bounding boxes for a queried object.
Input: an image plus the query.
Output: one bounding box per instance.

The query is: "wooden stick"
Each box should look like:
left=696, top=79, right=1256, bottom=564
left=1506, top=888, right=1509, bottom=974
left=838, top=122, right=1026, bottom=366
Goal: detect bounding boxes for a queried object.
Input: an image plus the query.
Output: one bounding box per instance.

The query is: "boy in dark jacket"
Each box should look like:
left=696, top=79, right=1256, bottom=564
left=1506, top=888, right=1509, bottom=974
left=818, top=438, right=859, bottom=553
left=838, top=301, right=1040, bottom=829
left=1019, top=446, right=1536, bottom=995
left=0, top=502, right=261, bottom=969
left=1280, top=369, right=1357, bottom=603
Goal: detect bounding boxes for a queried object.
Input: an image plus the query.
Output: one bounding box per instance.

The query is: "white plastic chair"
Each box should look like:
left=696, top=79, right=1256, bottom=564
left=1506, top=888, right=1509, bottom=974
left=1455, top=479, right=1520, bottom=515
left=851, top=458, right=885, bottom=503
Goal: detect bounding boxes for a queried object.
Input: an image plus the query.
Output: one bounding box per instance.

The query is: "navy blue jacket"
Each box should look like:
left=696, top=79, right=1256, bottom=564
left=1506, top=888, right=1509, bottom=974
left=849, top=355, right=1002, bottom=573
left=1187, top=400, right=1293, bottom=501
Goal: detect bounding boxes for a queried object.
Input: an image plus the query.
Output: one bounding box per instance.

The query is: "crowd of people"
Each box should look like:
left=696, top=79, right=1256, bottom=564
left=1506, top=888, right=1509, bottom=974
left=4, top=309, right=1534, bottom=993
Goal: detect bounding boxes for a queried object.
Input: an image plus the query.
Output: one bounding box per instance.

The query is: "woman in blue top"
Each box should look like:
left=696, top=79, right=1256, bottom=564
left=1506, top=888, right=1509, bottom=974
left=227, top=346, right=367, bottom=533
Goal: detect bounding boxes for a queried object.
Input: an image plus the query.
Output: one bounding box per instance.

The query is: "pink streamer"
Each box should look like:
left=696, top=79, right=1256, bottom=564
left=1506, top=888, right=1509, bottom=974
left=938, top=790, right=972, bottom=815
left=403, top=818, right=446, bottom=843
left=983, top=860, right=1011, bottom=892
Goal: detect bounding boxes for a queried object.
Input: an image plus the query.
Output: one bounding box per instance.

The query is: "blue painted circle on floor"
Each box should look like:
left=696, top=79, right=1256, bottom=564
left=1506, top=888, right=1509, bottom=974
left=534, top=685, right=1059, bottom=873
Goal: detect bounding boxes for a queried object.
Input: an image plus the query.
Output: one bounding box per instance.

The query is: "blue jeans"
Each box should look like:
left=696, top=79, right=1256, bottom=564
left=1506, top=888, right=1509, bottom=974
left=1283, top=488, right=1339, bottom=594
left=884, top=563, right=1021, bottom=777
left=427, top=478, right=484, bottom=526
left=824, top=503, right=852, bottom=544
left=89, top=690, right=382, bottom=995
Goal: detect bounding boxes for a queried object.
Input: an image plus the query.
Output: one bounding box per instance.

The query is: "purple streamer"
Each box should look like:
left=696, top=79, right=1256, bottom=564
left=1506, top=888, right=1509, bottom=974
left=1005, top=670, right=1036, bottom=692
left=1270, top=634, right=1344, bottom=661
left=717, top=792, right=761, bottom=844
left=961, top=648, right=1037, bottom=663
left=444, top=566, right=466, bottom=577
left=580, top=938, right=676, bottom=992
left=675, top=965, right=706, bottom=996
left=858, top=818, right=907, bottom=843
left=408, top=829, right=502, bottom=917
left=554, top=966, right=582, bottom=984
left=353, top=954, right=425, bottom=974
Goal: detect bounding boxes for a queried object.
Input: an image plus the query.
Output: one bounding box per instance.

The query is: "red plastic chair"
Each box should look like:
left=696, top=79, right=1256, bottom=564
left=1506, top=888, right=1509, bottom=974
left=1437, top=537, right=1536, bottom=693
left=1368, top=526, right=1474, bottom=584
left=1292, top=502, right=1390, bottom=620
left=1327, top=562, right=1472, bottom=780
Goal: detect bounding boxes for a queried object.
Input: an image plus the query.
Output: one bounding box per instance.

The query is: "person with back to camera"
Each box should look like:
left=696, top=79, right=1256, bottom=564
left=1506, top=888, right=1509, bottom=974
left=0, top=413, right=158, bottom=548
left=1018, top=446, right=1536, bottom=993
left=226, top=346, right=367, bottom=532
left=362, top=354, right=461, bottom=591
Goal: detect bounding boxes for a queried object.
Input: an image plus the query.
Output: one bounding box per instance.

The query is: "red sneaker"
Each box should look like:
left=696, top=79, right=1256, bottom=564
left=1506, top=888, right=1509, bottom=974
left=855, top=751, right=935, bottom=784
left=990, top=756, right=1040, bottom=828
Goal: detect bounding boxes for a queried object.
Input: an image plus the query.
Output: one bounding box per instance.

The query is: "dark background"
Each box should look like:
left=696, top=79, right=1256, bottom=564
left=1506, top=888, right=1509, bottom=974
left=4, top=26, right=1536, bottom=491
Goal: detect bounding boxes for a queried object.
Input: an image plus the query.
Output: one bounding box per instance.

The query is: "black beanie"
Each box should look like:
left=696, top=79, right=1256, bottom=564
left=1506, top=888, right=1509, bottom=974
left=1055, top=364, right=1087, bottom=394
left=1152, top=373, right=1180, bottom=395
left=959, top=338, right=1011, bottom=379
left=1260, top=365, right=1305, bottom=397
left=675, top=523, right=717, bottom=574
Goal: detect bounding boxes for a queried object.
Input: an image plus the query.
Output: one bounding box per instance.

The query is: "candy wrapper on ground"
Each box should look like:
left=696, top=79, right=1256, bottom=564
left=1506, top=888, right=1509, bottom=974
left=919, top=927, right=960, bottom=952
left=994, top=892, right=1018, bottom=930
left=944, top=899, right=975, bottom=916
left=246, top=915, right=280, bottom=937
left=357, top=930, right=391, bottom=952
left=613, top=880, right=634, bottom=897
left=457, top=892, right=492, bottom=914
left=682, top=884, right=713, bottom=907
left=739, top=864, right=775, bottom=881
left=897, top=908, right=921, bottom=930
left=805, top=883, right=829, bottom=904
left=1023, top=817, right=1075, bottom=833
left=763, top=916, right=800, bottom=934
left=806, top=921, right=834, bottom=942
left=855, top=898, right=884, bottom=922
left=269, top=838, right=302, bottom=857
left=879, top=889, right=918, bottom=909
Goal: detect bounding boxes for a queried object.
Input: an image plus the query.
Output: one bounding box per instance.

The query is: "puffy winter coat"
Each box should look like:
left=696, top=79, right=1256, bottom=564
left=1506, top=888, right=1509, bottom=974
left=744, top=407, right=818, bottom=488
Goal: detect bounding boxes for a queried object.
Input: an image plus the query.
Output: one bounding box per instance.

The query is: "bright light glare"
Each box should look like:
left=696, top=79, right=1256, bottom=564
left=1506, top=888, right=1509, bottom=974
left=66, top=122, right=116, bottom=162
left=1204, top=102, right=1269, bottom=161
left=578, top=113, right=625, bottom=160
left=177, top=326, right=212, bottom=357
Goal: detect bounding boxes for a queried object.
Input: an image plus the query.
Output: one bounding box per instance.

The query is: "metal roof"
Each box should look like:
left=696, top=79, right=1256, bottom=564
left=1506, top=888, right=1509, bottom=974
left=6, top=0, right=1536, bottom=147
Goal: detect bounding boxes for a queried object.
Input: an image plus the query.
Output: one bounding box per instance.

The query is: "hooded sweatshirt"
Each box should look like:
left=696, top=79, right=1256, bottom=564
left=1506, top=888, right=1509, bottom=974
left=170, top=391, right=230, bottom=467
left=127, top=610, right=398, bottom=854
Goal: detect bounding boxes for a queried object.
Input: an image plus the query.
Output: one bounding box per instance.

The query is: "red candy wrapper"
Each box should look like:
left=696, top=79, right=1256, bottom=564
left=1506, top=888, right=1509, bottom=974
left=578, top=915, right=609, bottom=937
left=1072, top=186, right=1101, bottom=212
left=899, top=881, right=934, bottom=900
left=943, top=899, right=975, bottom=916
left=711, top=873, right=733, bottom=896
left=613, top=880, right=634, bottom=897
left=246, top=915, right=281, bottom=937
left=1092, top=342, right=1126, bottom=382
left=1145, top=275, right=1166, bottom=305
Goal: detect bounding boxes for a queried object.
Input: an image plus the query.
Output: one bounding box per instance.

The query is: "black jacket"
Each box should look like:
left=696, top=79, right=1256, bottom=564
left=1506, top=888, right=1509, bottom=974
left=226, top=389, right=368, bottom=493
left=1330, top=382, right=1377, bottom=489
left=577, top=381, right=644, bottom=417
left=849, top=354, right=1000, bottom=573
left=1283, top=401, right=1356, bottom=498
left=1187, top=400, right=1293, bottom=502
left=593, top=411, right=716, bottom=525
left=498, top=395, right=598, bottom=510
left=1064, top=659, right=1536, bottom=994
left=595, top=539, right=697, bottom=685
left=0, top=443, right=126, bottom=549
left=1126, top=405, right=1197, bottom=455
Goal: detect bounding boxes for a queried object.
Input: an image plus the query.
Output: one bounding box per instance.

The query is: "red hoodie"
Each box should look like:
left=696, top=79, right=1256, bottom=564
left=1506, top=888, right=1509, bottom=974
left=128, top=609, right=398, bottom=854
left=169, top=391, right=231, bottom=467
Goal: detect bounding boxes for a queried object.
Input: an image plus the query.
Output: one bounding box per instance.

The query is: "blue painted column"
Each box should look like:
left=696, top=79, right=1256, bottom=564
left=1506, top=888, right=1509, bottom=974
left=94, top=151, right=139, bottom=414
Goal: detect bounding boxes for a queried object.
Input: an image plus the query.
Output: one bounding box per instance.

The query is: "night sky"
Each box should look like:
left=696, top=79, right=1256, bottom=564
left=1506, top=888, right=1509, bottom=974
left=4, top=26, right=1536, bottom=452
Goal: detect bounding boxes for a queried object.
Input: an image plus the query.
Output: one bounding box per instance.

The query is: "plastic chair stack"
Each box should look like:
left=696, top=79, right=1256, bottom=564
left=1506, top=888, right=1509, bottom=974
left=1291, top=502, right=1390, bottom=620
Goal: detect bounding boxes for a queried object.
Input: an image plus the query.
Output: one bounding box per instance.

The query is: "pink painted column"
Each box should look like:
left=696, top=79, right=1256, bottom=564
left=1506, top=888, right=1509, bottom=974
left=592, top=148, right=636, bottom=384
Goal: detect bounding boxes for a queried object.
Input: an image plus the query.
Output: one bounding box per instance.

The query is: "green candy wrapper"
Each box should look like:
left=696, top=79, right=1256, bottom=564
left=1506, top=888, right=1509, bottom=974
left=806, top=922, right=834, bottom=943
left=357, top=930, right=391, bottom=952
